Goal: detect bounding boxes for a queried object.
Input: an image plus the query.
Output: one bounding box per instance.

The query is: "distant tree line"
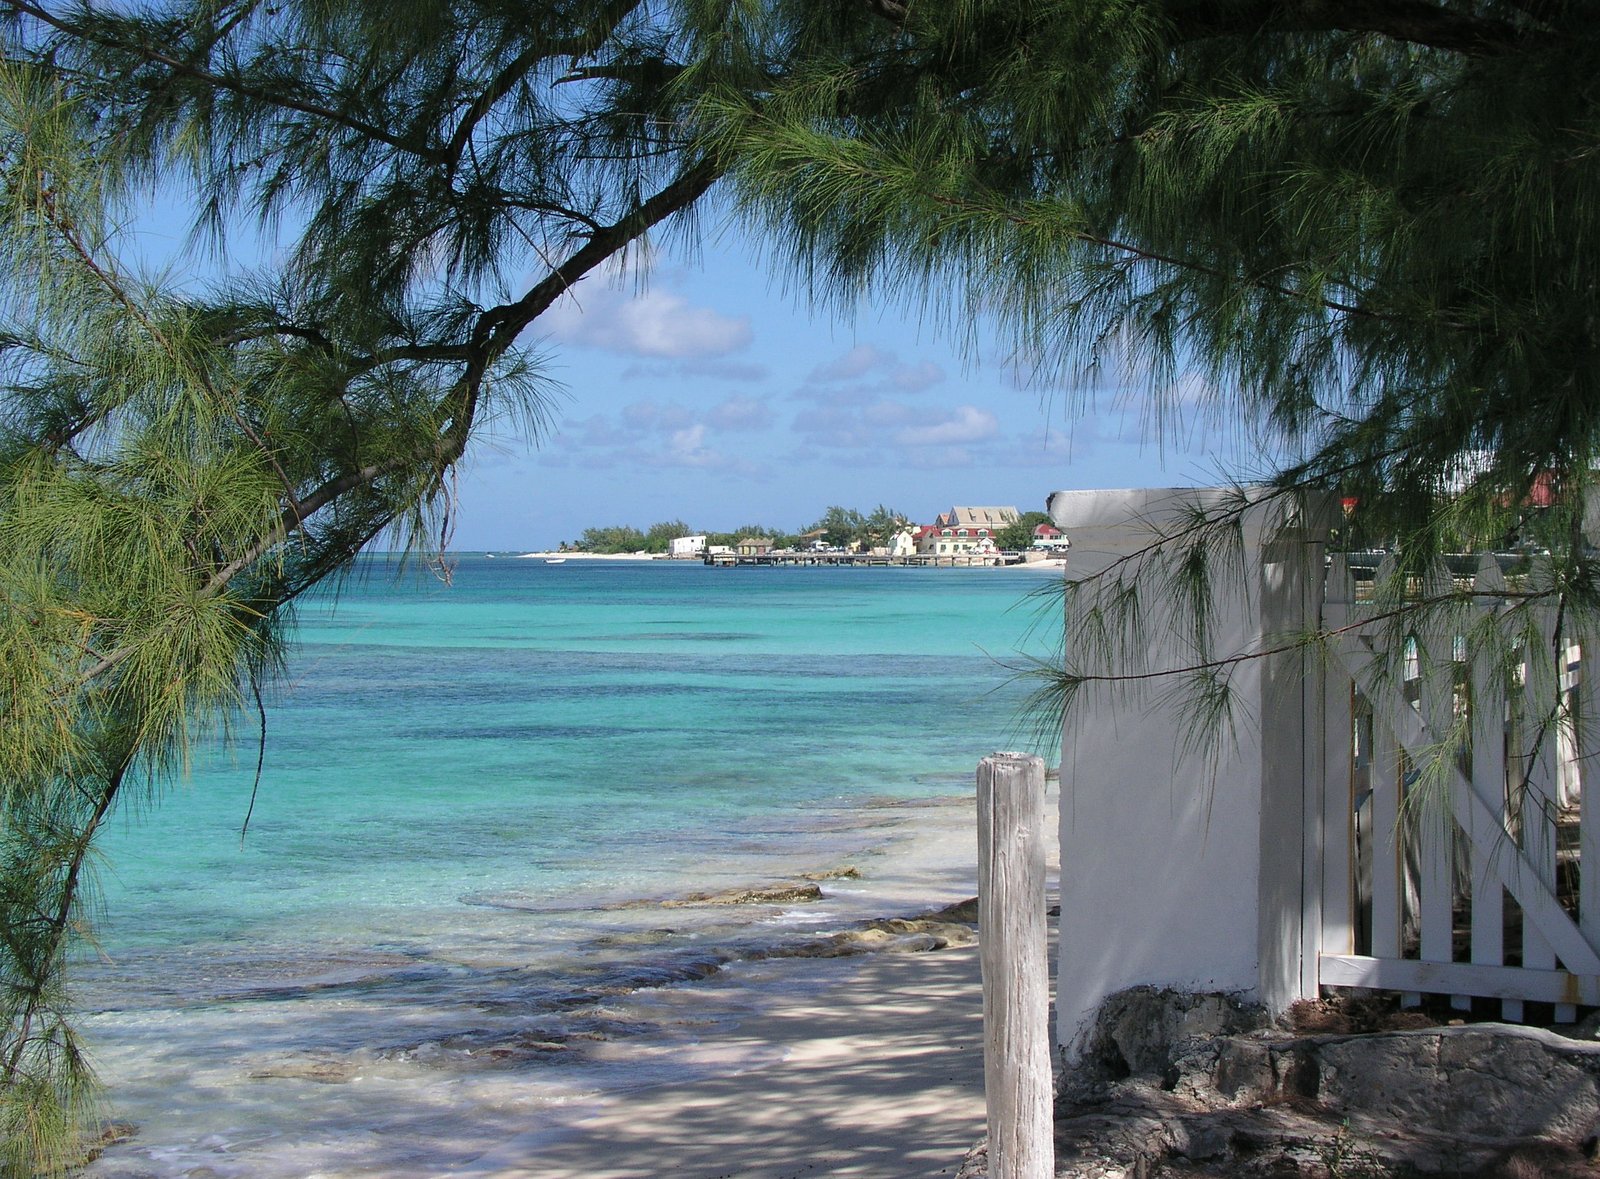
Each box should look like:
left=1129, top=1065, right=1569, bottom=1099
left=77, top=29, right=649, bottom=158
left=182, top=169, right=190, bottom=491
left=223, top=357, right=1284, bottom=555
left=569, top=504, right=911, bottom=553
left=570, top=505, right=1063, bottom=554
left=992, top=511, right=1051, bottom=552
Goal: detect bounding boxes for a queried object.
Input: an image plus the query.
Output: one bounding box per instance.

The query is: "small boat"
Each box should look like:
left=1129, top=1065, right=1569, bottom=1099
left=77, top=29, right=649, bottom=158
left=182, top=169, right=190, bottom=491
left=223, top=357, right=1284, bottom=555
left=545, top=557, right=567, bottom=565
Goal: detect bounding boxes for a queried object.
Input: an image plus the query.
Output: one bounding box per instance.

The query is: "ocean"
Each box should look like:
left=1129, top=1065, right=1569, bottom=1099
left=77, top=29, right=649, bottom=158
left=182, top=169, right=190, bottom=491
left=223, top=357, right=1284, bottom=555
left=77, top=555, right=1061, bottom=1177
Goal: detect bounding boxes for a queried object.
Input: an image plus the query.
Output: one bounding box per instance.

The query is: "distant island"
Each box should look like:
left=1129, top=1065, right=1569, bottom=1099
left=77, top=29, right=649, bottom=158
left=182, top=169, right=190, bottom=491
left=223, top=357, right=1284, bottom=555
left=560, top=504, right=1060, bottom=558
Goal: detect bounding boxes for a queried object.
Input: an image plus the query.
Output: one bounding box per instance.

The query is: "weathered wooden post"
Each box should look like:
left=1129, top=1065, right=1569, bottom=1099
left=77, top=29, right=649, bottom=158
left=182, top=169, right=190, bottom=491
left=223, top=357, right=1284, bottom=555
left=977, top=751, right=1052, bottom=1179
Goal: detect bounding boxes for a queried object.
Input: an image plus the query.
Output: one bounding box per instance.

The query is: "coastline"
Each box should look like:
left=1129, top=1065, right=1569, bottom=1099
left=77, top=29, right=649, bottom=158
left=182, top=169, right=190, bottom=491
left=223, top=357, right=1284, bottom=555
left=511, top=550, right=657, bottom=560
left=459, top=782, right=1060, bottom=1179
left=82, top=784, right=1059, bottom=1178
left=460, top=947, right=989, bottom=1179
left=507, top=549, right=1071, bottom=572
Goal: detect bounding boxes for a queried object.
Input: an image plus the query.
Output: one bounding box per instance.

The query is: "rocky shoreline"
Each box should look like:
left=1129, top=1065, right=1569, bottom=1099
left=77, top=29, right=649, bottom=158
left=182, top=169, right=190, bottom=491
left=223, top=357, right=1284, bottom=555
left=961, top=986, right=1600, bottom=1179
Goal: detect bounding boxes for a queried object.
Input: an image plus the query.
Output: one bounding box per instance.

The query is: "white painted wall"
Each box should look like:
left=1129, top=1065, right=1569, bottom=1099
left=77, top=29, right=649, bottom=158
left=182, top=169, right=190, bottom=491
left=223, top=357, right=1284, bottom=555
left=1047, top=487, right=1324, bottom=1059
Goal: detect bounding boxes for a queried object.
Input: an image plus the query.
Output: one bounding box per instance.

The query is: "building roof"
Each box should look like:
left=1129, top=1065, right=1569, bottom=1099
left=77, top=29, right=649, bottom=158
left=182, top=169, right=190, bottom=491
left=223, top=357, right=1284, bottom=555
left=937, top=506, right=1021, bottom=530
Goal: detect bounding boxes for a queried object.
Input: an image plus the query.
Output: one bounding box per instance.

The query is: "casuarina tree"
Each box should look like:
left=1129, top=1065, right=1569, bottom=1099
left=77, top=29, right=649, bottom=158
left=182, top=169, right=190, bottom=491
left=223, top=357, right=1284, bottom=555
left=0, top=0, right=771, bottom=1164
left=695, top=0, right=1600, bottom=747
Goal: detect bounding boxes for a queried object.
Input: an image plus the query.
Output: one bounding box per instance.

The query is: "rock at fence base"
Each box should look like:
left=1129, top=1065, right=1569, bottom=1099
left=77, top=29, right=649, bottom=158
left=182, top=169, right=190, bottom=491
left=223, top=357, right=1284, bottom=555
left=1081, top=986, right=1268, bottom=1085
left=1008, top=987, right=1600, bottom=1178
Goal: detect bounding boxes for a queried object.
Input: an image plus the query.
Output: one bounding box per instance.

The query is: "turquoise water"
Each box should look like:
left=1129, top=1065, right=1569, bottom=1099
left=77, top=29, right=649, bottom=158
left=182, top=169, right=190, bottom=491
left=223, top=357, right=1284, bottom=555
left=94, top=556, right=1058, bottom=945
left=79, top=556, right=1062, bottom=1177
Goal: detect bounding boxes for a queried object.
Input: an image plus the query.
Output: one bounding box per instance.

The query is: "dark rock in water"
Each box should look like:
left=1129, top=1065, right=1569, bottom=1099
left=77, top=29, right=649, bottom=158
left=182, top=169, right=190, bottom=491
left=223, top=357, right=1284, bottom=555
left=249, top=1057, right=358, bottom=1084
left=923, top=896, right=978, bottom=924
left=769, top=918, right=978, bottom=960
left=801, top=866, right=862, bottom=881
left=80, top=1121, right=137, bottom=1167
left=589, top=927, right=680, bottom=948
left=748, top=893, right=983, bottom=960
left=660, top=882, right=824, bottom=907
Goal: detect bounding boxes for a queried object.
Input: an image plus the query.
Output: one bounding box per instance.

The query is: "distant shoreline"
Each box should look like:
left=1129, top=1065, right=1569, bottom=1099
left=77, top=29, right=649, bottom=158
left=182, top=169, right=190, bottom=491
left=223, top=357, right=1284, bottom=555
left=510, top=550, right=657, bottom=560
left=497, top=550, right=1069, bottom=570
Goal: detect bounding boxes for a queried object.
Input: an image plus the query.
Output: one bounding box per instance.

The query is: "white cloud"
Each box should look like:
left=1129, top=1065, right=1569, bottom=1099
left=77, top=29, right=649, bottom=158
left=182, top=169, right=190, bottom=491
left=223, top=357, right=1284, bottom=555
left=900, top=445, right=980, bottom=469
left=621, top=400, right=696, bottom=435
left=618, top=357, right=772, bottom=383
left=809, top=345, right=887, bottom=382
left=791, top=399, right=1002, bottom=457
left=791, top=404, right=878, bottom=449
left=681, top=358, right=771, bottom=381
left=893, top=405, right=1000, bottom=448
left=544, top=287, right=752, bottom=359
left=706, top=395, right=776, bottom=432
left=665, top=424, right=721, bottom=467
left=546, top=392, right=777, bottom=473
left=891, top=361, right=946, bottom=393
left=799, top=345, right=946, bottom=400
left=861, top=401, right=923, bottom=428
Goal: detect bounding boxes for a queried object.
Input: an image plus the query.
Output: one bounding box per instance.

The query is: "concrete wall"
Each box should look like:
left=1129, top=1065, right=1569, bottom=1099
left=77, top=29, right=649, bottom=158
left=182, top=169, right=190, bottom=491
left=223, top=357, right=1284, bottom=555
left=1048, top=488, right=1324, bottom=1059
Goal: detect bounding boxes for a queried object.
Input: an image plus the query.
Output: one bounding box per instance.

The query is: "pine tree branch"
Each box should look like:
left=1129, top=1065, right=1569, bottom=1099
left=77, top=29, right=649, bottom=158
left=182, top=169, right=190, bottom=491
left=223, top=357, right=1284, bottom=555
left=857, top=0, right=908, bottom=23
left=475, top=154, right=724, bottom=354
left=443, top=44, right=548, bottom=171
left=1, top=753, right=128, bottom=1086
left=444, top=0, right=650, bottom=166
left=545, top=0, right=648, bottom=62
left=1058, top=587, right=1557, bottom=689
left=1499, top=0, right=1566, bottom=27
left=2, top=0, right=447, bottom=161
left=915, top=191, right=1385, bottom=322
left=553, top=61, right=685, bottom=87
left=855, top=0, right=1538, bottom=54
left=1166, top=0, right=1535, bottom=55
left=36, top=188, right=311, bottom=526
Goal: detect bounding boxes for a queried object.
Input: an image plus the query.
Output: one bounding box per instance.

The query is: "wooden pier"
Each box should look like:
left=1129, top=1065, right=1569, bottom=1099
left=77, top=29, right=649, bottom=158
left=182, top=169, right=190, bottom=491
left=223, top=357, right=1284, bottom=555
left=704, top=551, right=1013, bottom=569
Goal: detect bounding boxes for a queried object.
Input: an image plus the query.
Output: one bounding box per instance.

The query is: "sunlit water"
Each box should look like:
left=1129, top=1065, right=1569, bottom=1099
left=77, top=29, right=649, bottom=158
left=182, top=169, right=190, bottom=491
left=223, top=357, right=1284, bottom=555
left=77, top=556, right=1061, bottom=1176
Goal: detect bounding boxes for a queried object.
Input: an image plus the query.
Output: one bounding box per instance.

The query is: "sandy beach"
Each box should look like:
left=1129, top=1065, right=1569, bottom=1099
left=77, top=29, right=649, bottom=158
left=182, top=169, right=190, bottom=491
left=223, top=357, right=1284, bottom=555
left=459, top=946, right=989, bottom=1178
left=82, top=787, right=1057, bottom=1179
left=511, top=550, right=658, bottom=560
left=453, top=785, right=1059, bottom=1179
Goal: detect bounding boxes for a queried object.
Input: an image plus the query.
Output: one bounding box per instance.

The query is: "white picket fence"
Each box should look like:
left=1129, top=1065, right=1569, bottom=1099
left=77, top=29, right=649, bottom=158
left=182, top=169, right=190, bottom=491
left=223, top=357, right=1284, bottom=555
left=1049, top=489, right=1600, bottom=1057
left=1313, top=552, right=1600, bottom=1018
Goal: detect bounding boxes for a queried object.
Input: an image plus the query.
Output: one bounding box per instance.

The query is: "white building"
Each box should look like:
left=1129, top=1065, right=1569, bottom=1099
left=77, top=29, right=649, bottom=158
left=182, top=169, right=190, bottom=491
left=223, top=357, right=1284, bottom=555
left=918, top=506, right=1020, bottom=556
left=668, top=535, right=707, bottom=558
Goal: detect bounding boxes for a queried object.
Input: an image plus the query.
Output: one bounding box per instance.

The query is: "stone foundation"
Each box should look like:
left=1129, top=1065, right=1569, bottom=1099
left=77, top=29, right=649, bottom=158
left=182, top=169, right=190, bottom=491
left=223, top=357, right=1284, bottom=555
left=961, top=987, right=1600, bottom=1178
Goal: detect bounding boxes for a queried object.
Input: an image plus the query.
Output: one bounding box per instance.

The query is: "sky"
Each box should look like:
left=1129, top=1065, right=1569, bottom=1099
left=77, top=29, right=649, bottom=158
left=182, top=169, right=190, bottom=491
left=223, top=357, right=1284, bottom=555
left=134, top=196, right=1263, bottom=552
left=449, top=230, right=1263, bottom=552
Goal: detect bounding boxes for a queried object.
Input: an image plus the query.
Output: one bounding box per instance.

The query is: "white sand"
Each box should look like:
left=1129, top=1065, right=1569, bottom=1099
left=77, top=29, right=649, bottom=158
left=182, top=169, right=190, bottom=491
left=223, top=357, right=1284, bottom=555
left=512, top=551, right=659, bottom=560
left=457, top=787, right=1059, bottom=1179
left=458, top=947, right=989, bottom=1179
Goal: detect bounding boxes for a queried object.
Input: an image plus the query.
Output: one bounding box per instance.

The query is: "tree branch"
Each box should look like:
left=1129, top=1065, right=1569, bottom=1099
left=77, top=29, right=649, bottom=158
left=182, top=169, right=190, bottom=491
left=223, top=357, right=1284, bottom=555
left=475, top=155, right=724, bottom=353
left=1165, top=0, right=1534, bottom=56
left=3, top=0, right=446, bottom=161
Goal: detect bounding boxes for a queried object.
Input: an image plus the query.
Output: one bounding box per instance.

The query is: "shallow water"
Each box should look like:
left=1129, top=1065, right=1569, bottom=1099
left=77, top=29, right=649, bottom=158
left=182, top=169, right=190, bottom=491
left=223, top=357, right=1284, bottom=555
left=77, top=556, right=1061, bottom=1176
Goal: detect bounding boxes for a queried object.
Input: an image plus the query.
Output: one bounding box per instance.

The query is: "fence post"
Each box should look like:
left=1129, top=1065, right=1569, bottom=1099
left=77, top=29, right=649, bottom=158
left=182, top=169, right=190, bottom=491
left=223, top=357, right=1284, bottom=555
left=977, top=752, right=1052, bottom=1179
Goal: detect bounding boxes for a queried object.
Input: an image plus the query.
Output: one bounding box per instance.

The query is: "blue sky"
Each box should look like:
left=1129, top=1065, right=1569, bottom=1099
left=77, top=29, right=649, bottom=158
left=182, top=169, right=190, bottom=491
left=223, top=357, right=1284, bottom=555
left=454, top=230, right=1259, bottom=551
left=133, top=197, right=1259, bottom=551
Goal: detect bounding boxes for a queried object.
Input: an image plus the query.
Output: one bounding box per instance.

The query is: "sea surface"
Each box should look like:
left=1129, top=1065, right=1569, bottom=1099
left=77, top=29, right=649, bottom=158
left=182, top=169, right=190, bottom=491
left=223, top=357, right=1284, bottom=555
left=77, top=555, right=1062, bottom=1177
